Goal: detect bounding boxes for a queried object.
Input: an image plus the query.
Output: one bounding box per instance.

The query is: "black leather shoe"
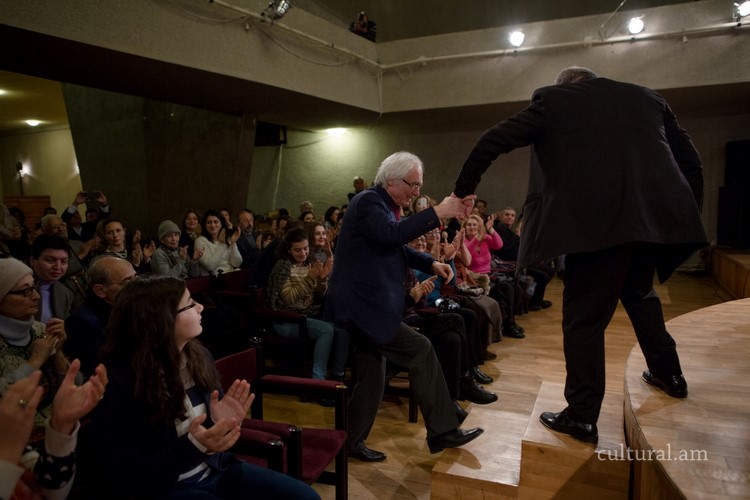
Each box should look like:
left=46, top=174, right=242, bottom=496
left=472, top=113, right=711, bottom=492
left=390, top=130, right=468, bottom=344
left=427, top=427, right=484, bottom=453
left=503, top=323, right=526, bottom=339
left=539, top=409, right=598, bottom=443
left=540, top=300, right=552, bottom=309
left=349, top=443, right=387, bottom=462
left=483, top=349, right=498, bottom=360
left=642, top=371, right=688, bottom=398
left=470, top=366, right=493, bottom=385
left=453, top=401, right=468, bottom=424
left=460, top=377, right=498, bottom=405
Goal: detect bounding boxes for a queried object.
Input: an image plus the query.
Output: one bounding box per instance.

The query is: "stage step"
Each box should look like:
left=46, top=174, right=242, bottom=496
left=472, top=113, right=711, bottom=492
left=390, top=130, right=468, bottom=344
left=519, top=381, right=629, bottom=499
left=430, top=402, right=525, bottom=499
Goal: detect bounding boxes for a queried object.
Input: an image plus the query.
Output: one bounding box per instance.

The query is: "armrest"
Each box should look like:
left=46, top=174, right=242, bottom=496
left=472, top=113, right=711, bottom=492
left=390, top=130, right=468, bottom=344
left=231, top=427, right=286, bottom=472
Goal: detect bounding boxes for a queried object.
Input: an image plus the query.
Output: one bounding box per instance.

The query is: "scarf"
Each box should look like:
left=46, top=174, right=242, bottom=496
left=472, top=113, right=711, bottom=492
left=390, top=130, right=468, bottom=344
left=0, top=314, right=34, bottom=346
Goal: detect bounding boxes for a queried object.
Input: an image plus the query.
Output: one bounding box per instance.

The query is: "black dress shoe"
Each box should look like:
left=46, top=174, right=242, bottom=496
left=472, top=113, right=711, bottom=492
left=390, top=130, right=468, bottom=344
left=539, top=409, right=598, bottom=443
left=349, top=443, right=387, bottom=462
left=470, top=366, right=494, bottom=385
left=427, top=427, right=484, bottom=453
left=642, top=370, right=688, bottom=398
left=459, top=377, right=498, bottom=405
left=540, top=300, right=552, bottom=309
left=483, top=349, right=498, bottom=360
left=453, top=401, right=468, bottom=424
left=503, top=323, right=526, bottom=339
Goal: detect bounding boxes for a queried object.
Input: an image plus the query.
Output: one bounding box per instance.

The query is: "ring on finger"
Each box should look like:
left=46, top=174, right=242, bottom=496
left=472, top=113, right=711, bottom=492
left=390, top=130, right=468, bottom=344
left=18, top=399, right=27, bottom=408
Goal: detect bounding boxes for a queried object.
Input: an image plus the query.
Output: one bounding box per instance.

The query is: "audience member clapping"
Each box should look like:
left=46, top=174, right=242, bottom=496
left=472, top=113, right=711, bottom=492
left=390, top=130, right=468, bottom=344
left=151, top=220, right=201, bottom=279
left=194, top=209, right=242, bottom=275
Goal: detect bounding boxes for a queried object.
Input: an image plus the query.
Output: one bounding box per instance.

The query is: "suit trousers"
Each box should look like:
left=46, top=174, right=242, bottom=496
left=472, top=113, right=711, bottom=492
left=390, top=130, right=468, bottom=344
left=347, top=322, right=459, bottom=448
left=562, top=243, right=683, bottom=424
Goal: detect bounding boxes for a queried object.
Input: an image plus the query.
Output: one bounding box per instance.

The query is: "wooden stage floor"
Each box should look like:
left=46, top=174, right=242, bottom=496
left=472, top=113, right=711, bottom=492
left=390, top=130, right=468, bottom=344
left=262, top=272, right=735, bottom=499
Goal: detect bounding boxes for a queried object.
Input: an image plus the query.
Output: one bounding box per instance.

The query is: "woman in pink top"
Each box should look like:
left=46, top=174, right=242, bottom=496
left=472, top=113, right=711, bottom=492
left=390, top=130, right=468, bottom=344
left=462, top=214, right=502, bottom=274
left=461, top=214, right=525, bottom=339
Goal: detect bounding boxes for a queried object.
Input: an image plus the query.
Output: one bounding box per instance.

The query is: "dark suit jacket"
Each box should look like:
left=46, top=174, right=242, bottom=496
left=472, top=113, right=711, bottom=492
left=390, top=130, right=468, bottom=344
left=64, top=295, right=111, bottom=376
left=454, top=77, right=707, bottom=282
left=325, top=186, right=440, bottom=345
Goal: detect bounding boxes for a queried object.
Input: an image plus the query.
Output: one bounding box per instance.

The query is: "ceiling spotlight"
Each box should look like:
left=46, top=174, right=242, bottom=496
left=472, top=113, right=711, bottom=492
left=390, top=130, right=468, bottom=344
left=627, top=17, right=645, bottom=35
left=509, top=30, right=525, bottom=48
left=25, top=120, right=41, bottom=127
left=262, top=0, right=291, bottom=21
left=326, top=128, right=348, bottom=137
left=735, top=1, right=750, bottom=20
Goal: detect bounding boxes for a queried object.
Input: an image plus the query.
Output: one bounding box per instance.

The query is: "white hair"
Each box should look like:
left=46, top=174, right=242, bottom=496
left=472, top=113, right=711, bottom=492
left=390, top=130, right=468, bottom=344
left=373, top=152, right=423, bottom=187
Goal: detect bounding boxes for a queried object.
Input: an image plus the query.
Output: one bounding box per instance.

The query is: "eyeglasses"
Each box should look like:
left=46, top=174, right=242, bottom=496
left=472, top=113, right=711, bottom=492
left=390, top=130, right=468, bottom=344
left=401, top=179, right=423, bottom=192
left=6, top=282, right=39, bottom=298
left=177, top=301, right=198, bottom=314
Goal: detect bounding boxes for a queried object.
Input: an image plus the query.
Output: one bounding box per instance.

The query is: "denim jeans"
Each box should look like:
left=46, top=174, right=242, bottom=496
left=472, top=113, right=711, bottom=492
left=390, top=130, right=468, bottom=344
left=273, top=318, right=349, bottom=379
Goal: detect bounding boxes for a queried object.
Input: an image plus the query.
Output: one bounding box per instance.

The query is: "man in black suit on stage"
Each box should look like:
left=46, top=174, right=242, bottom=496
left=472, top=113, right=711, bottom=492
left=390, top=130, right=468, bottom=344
left=453, top=66, right=708, bottom=443
left=326, top=151, right=484, bottom=461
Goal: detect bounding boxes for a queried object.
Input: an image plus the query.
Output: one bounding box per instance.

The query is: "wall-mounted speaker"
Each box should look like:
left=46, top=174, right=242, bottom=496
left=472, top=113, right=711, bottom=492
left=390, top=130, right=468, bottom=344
left=254, top=121, right=287, bottom=147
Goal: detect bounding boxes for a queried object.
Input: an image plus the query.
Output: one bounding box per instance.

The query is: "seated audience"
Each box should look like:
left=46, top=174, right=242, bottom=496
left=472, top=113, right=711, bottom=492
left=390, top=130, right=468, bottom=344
left=219, top=209, right=234, bottom=230
left=402, top=267, right=497, bottom=412
left=1, top=205, right=26, bottom=260
left=299, top=201, right=314, bottom=217
left=0, top=360, right=107, bottom=500
left=95, top=218, right=154, bottom=273
left=299, top=211, right=316, bottom=223
left=65, top=256, right=136, bottom=377
left=30, top=235, right=74, bottom=323
left=152, top=220, right=201, bottom=279
left=461, top=214, right=525, bottom=339
left=0, top=258, right=74, bottom=439
left=194, top=209, right=242, bottom=275
left=39, top=214, right=96, bottom=309
left=179, top=209, right=202, bottom=256
left=347, top=176, right=365, bottom=201
left=236, top=209, right=259, bottom=269
left=250, top=220, right=304, bottom=288
left=267, top=228, right=348, bottom=384
left=323, top=206, right=340, bottom=233
left=77, top=275, right=318, bottom=499
left=493, top=207, right=554, bottom=311
left=62, top=191, right=111, bottom=242
left=308, top=222, right=333, bottom=265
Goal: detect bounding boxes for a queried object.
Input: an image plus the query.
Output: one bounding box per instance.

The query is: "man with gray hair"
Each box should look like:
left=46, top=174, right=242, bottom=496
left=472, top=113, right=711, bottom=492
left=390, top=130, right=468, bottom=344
left=453, top=66, right=707, bottom=443
left=326, top=151, right=483, bottom=461
left=65, top=256, right=135, bottom=376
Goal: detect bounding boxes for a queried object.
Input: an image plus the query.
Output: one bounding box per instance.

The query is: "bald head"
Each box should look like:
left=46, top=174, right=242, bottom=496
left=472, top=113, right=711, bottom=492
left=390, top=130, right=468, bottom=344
left=89, top=256, right=136, bottom=304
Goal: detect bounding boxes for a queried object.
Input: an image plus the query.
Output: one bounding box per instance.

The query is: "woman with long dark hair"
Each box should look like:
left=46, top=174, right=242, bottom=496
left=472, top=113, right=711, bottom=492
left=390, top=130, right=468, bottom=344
left=195, top=209, right=242, bottom=275
left=268, top=228, right=347, bottom=383
left=78, top=275, right=318, bottom=499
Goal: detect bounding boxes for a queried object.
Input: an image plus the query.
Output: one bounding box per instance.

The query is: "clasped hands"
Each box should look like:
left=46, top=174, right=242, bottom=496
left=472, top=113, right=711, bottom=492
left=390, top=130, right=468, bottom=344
left=189, top=379, right=254, bottom=453
left=434, top=193, right=476, bottom=221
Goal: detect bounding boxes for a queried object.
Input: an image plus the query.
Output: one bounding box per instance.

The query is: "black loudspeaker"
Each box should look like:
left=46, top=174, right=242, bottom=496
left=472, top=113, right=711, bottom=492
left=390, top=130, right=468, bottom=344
left=717, top=186, right=750, bottom=249
left=254, top=122, right=288, bottom=146
left=725, top=140, right=750, bottom=188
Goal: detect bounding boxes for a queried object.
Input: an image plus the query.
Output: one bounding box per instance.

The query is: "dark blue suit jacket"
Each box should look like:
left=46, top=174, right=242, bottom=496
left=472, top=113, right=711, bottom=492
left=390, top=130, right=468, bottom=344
left=454, top=77, right=707, bottom=282
left=325, top=186, right=441, bottom=345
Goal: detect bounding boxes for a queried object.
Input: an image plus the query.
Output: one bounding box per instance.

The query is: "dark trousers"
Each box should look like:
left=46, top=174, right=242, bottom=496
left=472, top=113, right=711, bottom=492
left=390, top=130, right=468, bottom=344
left=348, top=322, right=458, bottom=448
left=416, top=312, right=466, bottom=400
left=526, top=264, right=554, bottom=305
left=562, top=243, right=683, bottom=424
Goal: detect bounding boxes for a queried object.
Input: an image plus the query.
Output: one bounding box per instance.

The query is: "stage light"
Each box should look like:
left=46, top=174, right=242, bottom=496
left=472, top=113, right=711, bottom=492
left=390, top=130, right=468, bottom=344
left=628, top=17, right=645, bottom=35
left=326, top=128, right=348, bottom=137
left=262, top=0, right=291, bottom=21
left=25, top=120, right=41, bottom=127
left=735, top=1, right=750, bottom=20
left=509, top=30, right=525, bottom=47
